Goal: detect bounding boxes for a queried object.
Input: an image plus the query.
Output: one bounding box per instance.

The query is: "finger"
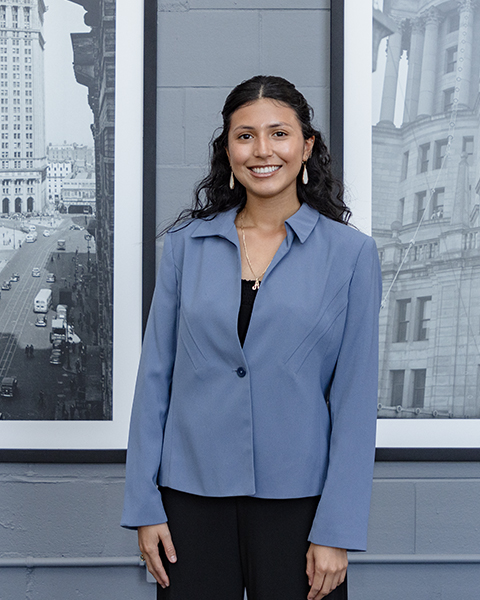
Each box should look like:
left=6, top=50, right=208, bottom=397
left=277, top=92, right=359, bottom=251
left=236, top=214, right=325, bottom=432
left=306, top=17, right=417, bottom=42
left=319, top=573, right=337, bottom=597
left=141, top=546, right=170, bottom=588
left=307, top=572, right=325, bottom=600
left=159, top=528, right=177, bottom=563
left=313, top=571, right=344, bottom=600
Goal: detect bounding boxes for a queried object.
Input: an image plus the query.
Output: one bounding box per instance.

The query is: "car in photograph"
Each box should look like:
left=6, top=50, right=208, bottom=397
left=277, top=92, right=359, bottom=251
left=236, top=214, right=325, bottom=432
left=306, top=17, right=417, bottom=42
left=35, top=315, right=47, bottom=327
left=25, top=233, right=37, bottom=243
left=32, top=267, right=41, bottom=277
left=52, top=339, right=64, bottom=351
left=46, top=273, right=56, bottom=283
left=28, top=225, right=36, bottom=231
left=10, top=273, right=19, bottom=282
left=49, top=349, right=63, bottom=365
left=56, top=304, right=67, bottom=320
left=57, top=239, right=66, bottom=250
left=0, top=376, right=18, bottom=398
left=69, top=224, right=83, bottom=231
left=43, top=230, right=51, bottom=237
left=1, top=281, right=11, bottom=291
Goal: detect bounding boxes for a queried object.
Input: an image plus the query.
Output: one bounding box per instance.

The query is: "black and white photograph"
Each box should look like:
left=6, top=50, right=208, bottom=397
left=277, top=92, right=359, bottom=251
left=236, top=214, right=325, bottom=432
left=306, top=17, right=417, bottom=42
left=0, top=0, right=143, bottom=450
left=372, top=0, right=480, bottom=425
left=0, top=0, right=114, bottom=423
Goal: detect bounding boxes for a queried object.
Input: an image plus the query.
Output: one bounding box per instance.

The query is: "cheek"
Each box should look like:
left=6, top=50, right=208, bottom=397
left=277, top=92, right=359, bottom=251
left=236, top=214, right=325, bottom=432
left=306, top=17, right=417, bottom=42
left=229, top=147, right=249, bottom=168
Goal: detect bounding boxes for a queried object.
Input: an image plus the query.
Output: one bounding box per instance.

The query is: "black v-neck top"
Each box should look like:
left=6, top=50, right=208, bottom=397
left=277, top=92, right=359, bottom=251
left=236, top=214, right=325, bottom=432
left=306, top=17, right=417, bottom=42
left=238, top=280, right=259, bottom=347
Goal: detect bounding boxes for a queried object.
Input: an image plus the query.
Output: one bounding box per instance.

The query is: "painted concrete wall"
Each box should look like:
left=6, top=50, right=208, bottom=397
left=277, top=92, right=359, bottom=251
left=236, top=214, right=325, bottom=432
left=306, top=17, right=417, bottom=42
left=349, top=462, right=480, bottom=600
left=155, top=0, right=331, bottom=243
left=0, top=463, right=153, bottom=600
left=2, top=2, right=479, bottom=599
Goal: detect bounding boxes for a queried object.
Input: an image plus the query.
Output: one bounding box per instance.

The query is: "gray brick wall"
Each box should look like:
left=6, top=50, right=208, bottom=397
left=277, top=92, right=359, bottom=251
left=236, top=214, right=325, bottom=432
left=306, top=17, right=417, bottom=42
left=156, top=0, right=331, bottom=241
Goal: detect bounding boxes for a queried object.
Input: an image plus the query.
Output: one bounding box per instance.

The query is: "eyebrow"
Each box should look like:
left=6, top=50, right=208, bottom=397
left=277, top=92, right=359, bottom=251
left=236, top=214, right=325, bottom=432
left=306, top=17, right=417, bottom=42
left=232, top=121, right=293, bottom=133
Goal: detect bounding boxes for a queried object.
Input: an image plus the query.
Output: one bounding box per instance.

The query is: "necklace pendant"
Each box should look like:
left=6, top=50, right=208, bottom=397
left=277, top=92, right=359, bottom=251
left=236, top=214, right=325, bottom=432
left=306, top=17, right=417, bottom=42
left=252, top=280, right=260, bottom=291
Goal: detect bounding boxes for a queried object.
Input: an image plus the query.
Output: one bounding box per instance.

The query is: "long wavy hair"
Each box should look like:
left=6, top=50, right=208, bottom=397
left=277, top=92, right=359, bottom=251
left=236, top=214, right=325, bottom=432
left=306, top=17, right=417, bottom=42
left=165, top=75, right=350, bottom=232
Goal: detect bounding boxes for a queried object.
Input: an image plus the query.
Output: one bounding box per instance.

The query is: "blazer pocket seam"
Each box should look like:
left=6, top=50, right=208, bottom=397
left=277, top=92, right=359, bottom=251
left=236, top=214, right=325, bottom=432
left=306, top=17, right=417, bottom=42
left=284, top=303, right=348, bottom=375
left=178, top=316, right=208, bottom=370
left=282, top=278, right=350, bottom=367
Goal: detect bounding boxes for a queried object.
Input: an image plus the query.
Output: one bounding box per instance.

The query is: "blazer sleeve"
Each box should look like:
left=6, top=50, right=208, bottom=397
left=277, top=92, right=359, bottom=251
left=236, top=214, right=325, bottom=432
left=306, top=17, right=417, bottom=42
left=308, top=235, right=381, bottom=551
left=121, top=233, right=178, bottom=529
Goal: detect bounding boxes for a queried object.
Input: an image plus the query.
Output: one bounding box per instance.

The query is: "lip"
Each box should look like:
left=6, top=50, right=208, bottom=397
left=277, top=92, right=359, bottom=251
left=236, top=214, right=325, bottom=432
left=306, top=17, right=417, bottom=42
left=248, top=165, right=282, bottom=177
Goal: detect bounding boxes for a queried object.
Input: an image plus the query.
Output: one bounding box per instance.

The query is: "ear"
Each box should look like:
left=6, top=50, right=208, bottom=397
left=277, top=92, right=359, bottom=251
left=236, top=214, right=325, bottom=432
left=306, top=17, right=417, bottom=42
left=225, top=147, right=230, bottom=162
left=303, top=136, right=315, bottom=161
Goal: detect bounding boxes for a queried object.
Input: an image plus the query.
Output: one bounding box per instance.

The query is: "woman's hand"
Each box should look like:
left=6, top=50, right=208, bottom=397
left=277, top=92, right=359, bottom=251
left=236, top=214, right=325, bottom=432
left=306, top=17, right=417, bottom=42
left=306, top=543, right=348, bottom=599
left=138, top=523, right=177, bottom=588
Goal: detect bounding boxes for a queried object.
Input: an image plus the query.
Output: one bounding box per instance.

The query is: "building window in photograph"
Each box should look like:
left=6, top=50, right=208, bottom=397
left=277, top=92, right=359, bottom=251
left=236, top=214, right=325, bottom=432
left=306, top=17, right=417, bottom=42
left=400, top=150, right=409, bottom=180
left=444, top=87, right=455, bottom=112
left=415, top=296, right=432, bottom=341
left=434, top=139, right=448, bottom=169
left=462, top=136, right=474, bottom=156
left=431, top=188, right=444, bottom=219
left=412, top=369, right=426, bottom=408
left=415, top=191, right=427, bottom=222
left=418, top=143, right=430, bottom=173
left=398, top=197, right=405, bottom=225
left=395, top=298, right=411, bottom=343
left=445, top=46, right=457, bottom=73
left=390, top=370, right=405, bottom=406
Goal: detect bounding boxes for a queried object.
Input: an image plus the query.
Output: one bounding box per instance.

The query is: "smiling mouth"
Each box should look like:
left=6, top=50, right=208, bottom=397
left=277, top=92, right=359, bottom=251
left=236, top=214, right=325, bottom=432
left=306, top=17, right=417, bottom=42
left=249, top=166, right=281, bottom=174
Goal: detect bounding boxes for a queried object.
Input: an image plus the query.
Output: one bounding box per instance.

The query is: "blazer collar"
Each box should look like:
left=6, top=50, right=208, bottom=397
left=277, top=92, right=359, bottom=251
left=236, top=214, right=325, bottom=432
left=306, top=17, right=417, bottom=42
left=190, top=203, right=320, bottom=245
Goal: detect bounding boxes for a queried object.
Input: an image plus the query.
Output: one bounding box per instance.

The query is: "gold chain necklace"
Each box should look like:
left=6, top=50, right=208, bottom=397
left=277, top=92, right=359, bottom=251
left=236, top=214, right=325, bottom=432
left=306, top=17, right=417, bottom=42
left=240, top=212, right=274, bottom=290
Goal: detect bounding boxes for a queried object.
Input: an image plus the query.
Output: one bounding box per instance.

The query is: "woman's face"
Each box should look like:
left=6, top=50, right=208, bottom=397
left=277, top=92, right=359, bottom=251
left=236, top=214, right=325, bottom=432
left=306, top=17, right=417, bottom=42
left=226, top=98, right=314, bottom=204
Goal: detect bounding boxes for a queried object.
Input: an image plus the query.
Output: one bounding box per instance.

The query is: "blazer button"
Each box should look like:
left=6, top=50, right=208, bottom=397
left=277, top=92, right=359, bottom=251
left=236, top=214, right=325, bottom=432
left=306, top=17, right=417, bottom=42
left=236, top=367, right=246, bottom=378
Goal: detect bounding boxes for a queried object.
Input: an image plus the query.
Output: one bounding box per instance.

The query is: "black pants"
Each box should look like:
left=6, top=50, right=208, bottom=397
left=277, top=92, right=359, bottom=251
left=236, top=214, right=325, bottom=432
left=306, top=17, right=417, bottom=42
left=157, top=487, right=348, bottom=600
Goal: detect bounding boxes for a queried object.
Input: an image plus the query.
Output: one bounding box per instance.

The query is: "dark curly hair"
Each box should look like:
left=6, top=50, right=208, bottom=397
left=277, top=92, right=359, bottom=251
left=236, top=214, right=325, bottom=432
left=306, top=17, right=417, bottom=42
left=165, top=75, right=350, bottom=231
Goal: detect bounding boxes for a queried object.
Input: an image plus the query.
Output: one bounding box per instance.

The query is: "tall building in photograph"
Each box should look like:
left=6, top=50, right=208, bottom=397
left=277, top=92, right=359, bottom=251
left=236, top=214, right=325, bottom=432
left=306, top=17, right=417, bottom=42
left=373, top=0, right=480, bottom=418
left=70, top=0, right=115, bottom=418
left=0, top=0, right=47, bottom=214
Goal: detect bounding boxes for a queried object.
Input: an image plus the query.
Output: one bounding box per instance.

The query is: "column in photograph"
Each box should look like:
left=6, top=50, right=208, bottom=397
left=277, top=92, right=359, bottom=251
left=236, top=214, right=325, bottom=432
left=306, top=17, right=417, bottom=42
left=417, top=7, right=442, bottom=117
left=456, top=0, right=477, bottom=109
left=379, top=24, right=403, bottom=124
left=403, top=18, right=424, bottom=123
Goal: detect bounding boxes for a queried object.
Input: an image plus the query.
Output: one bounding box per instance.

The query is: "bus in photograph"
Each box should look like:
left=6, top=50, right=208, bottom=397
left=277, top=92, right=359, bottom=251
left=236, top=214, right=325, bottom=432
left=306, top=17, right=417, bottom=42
left=34, top=289, right=53, bottom=313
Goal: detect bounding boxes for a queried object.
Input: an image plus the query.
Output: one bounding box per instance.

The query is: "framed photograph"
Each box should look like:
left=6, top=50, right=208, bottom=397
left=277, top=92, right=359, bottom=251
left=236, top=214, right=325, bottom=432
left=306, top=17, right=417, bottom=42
left=0, top=0, right=146, bottom=459
left=341, top=0, right=480, bottom=457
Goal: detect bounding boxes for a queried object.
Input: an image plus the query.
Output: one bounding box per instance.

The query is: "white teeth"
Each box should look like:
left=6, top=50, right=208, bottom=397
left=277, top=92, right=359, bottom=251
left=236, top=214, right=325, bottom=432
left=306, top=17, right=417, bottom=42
left=251, top=166, right=280, bottom=174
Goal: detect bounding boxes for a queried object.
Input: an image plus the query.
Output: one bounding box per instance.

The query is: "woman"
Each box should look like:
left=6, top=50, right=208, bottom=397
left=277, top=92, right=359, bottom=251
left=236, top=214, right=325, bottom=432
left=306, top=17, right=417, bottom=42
left=122, top=75, right=381, bottom=600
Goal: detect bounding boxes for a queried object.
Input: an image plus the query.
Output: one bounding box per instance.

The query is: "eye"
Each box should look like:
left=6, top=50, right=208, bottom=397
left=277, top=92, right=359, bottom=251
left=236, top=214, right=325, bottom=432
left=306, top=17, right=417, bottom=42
left=238, top=133, right=253, bottom=140
left=273, top=131, right=287, bottom=137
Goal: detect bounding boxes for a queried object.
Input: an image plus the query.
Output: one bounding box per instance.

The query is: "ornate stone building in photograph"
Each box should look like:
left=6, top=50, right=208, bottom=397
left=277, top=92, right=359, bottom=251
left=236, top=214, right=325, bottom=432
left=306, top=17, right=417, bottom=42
left=373, top=0, right=480, bottom=418
left=70, top=0, right=115, bottom=418
left=0, top=0, right=47, bottom=214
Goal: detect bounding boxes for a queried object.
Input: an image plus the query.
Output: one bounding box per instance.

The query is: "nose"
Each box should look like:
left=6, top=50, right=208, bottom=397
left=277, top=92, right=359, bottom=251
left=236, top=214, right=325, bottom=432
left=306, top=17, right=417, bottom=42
left=253, top=133, right=273, bottom=158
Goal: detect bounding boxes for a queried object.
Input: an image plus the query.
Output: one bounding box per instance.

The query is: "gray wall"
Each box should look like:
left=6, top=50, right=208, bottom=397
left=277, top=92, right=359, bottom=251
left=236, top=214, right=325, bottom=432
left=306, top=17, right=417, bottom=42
left=0, top=464, right=153, bottom=600
left=349, top=462, right=480, bottom=600
left=156, top=0, right=331, bottom=241
left=1, top=2, right=479, bottom=599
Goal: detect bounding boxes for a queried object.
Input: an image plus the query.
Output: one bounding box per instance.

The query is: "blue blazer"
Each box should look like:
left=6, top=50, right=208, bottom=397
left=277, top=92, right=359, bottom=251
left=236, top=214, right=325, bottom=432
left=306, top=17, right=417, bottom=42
left=121, top=203, right=381, bottom=551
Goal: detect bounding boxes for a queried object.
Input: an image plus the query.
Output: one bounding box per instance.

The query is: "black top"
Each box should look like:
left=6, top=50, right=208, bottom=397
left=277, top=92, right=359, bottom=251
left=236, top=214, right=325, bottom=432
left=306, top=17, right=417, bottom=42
left=238, top=280, right=259, bottom=347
